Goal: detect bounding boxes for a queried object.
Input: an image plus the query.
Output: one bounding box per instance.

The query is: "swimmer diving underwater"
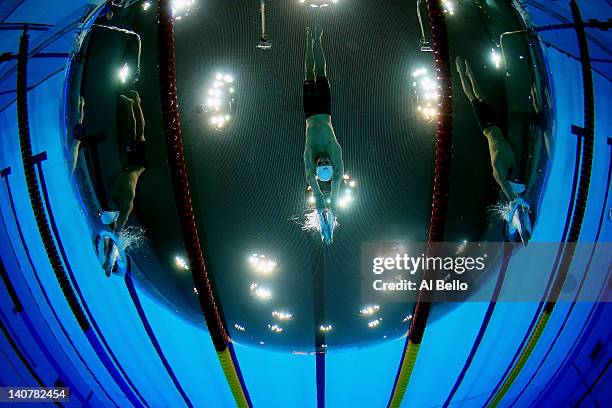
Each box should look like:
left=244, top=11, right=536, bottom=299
left=303, top=25, right=344, bottom=244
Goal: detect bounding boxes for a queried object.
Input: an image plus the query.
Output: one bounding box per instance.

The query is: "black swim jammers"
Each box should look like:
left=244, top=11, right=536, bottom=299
left=303, top=76, right=331, bottom=119
left=471, top=99, right=498, bottom=132
left=73, top=123, right=86, bottom=142
left=126, top=140, right=147, bottom=167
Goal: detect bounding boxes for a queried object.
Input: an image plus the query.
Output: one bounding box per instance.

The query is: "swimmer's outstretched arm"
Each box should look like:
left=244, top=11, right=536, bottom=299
left=115, top=201, right=133, bottom=232
left=329, top=146, right=344, bottom=213
left=483, top=127, right=517, bottom=201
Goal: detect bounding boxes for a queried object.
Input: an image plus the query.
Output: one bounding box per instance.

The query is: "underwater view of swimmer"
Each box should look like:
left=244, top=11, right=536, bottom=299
left=68, top=96, right=86, bottom=175
left=98, top=90, right=147, bottom=275
left=303, top=25, right=344, bottom=245
left=455, top=56, right=519, bottom=202
left=100, top=90, right=147, bottom=234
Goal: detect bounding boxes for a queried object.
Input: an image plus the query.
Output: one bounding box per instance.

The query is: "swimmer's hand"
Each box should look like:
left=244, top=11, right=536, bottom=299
left=318, top=209, right=335, bottom=245
left=485, top=130, right=518, bottom=201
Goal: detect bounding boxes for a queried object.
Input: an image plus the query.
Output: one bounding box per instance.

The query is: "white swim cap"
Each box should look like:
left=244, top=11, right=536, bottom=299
left=316, top=165, right=333, bottom=182
left=101, top=211, right=120, bottom=225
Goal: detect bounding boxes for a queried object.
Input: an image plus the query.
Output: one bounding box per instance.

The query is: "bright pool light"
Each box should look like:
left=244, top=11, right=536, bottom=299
left=204, top=72, right=236, bottom=131
left=340, top=174, right=357, bottom=209
left=402, top=314, right=413, bottom=323
left=441, top=0, right=455, bottom=15
left=302, top=0, right=337, bottom=7
left=359, top=305, right=380, bottom=316
left=368, top=318, right=382, bottom=328
left=250, top=283, right=272, bottom=300
left=412, top=68, right=427, bottom=78
left=234, top=324, right=245, bottom=332
left=142, top=1, right=151, bottom=11
left=248, top=254, right=277, bottom=274
left=412, top=67, right=439, bottom=122
left=338, top=194, right=352, bottom=209
left=268, top=324, right=283, bottom=333
left=172, top=0, right=194, bottom=18
left=118, top=63, right=129, bottom=84
left=491, top=48, right=502, bottom=69
left=211, top=116, right=228, bottom=128
left=174, top=256, right=189, bottom=270
left=272, top=311, right=293, bottom=321
left=319, top=324, right=333, bottom=332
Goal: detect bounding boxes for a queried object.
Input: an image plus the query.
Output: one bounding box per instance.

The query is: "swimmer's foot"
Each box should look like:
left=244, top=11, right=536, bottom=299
left=126, top=90, right=141, bottom=105
left=455, top=56, right=464, bottom=74
left=119, top=94, right=134, bottom=105
left=464, top=60, right=475, bottom=81
left=306, top=26, right=314, bottom=47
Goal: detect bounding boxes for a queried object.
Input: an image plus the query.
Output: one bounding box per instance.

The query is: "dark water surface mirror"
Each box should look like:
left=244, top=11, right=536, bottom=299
left=65, top=0, right=552, bottom=351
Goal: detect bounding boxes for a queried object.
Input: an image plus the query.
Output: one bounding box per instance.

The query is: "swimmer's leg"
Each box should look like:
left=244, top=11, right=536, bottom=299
left=305, top=27, right=315, bottom=81
left=314, top=24, right=327, bottom=78
left=119, top=94, right=137, bottom=141
left=455, top=57, right=476, bottom=102
left=69, top=96, right=86, bottom=174
left=127, top=90, right=145, bottom=141
left=69, top=140, right=81, bottom=174
left=464, top=59, right=486, bottom=102
left=78, top=95, right=85, bottom=124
